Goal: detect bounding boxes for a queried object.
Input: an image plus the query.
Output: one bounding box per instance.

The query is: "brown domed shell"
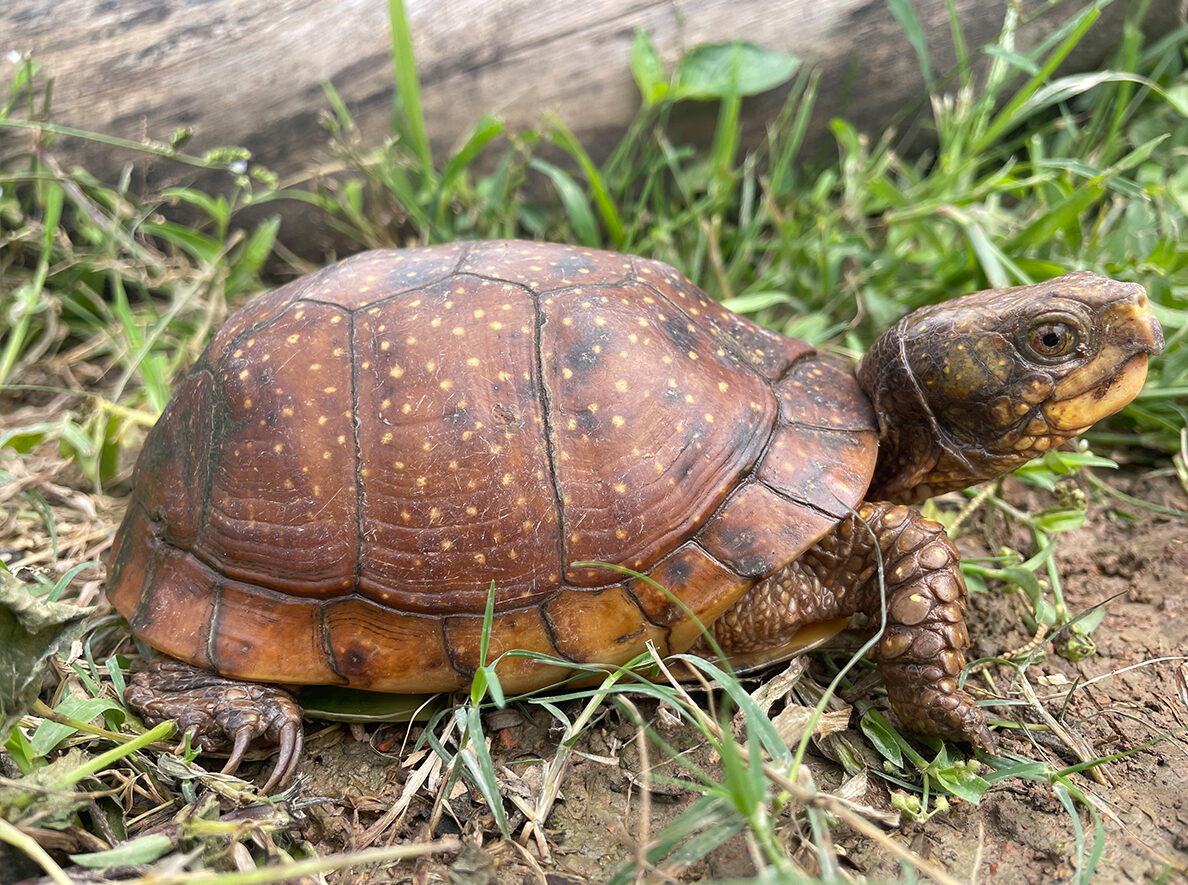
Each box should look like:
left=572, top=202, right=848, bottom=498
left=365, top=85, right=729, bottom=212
left=107, top=240, right=878, bottom=692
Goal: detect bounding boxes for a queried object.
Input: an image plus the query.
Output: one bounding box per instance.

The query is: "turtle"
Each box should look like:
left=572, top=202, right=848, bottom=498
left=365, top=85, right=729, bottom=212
left=106, top=240, right=1163, bottom=790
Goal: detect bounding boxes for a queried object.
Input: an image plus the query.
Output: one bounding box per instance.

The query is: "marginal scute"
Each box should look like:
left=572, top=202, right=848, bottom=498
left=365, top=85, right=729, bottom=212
left=757, top=424, right=877, bottom=519
left=206, top=276, right=307, bottom=359
left=699, top=481, right=839, bottom=578
left=775, top=355, right=878, bottom=431
left=213, top=584, right=335, bottom=684
left=443, top=607, right=570, bottom=692
left=544, top=584, right=669, bottom=664
left=625, top=542, right=751, bottom=653
left=124, top=539, right=217, bottom=671
left=322, top=598, right=457, bottom=692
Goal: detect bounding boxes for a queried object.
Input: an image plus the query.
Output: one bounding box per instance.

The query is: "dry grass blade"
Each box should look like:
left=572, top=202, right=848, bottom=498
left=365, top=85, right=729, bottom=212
left=137, top=839, right=461, bottom=885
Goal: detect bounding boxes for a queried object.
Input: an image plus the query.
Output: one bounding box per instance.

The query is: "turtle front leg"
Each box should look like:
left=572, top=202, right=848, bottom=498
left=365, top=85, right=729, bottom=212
left=702, top=501, right=993, bottom=750
left=125, top=657, right=304, bottom=792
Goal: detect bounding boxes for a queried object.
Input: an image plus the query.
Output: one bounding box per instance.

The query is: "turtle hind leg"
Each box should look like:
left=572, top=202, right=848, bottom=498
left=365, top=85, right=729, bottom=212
left=124, top=657, right=304, bottom=792
left=704, top=501, right=993, bottom=751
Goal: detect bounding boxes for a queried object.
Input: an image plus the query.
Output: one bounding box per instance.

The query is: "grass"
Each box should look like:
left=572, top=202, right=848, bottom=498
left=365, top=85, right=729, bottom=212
left=2, top=0, right=1188, bottom=881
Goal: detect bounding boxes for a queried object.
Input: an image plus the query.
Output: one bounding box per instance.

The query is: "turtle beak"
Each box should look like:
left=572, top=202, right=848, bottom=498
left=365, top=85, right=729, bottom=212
left=1105, top=281, right=1164, bottom=355
left=1044, top=284, right=1163, bottom=433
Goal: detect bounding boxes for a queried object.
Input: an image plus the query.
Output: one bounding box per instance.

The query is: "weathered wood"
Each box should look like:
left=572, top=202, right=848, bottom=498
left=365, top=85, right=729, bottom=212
left=3, top=0, right=1174, bottom=250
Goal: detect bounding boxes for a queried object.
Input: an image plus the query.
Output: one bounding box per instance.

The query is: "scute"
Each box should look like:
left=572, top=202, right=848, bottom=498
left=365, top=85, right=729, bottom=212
left=107, top=240, right=880, bottom=691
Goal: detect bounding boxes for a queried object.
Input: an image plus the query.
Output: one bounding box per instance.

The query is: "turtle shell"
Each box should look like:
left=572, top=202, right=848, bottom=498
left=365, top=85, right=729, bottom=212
left=107, top=241, right=878, bottom=693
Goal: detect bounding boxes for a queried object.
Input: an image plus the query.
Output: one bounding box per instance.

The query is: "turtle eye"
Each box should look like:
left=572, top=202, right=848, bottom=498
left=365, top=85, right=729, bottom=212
left=1026, top=321, right=1078, bottom=360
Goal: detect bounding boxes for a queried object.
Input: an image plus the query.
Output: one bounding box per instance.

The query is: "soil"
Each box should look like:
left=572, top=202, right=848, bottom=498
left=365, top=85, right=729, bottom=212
left=3, top=452, right=1187, bottom=883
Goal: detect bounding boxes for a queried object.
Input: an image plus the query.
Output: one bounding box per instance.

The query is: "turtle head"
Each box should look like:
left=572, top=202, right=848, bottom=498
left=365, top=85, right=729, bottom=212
left=858, top=272, right=1163, bottom=502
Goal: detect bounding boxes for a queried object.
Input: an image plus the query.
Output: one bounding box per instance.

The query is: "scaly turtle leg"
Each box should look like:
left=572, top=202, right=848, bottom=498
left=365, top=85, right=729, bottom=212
left=125, top=658, right=304, bottom=792
left=701, top=501, right=993, bottom=750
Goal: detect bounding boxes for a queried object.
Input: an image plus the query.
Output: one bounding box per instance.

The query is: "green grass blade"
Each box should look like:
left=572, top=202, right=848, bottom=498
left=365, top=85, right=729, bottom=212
left=974, top=3, right=1101, bottom=154
left=386, top=0, right=433, bottom=175
left=528, top=158, right=600, bottom=246
left=548, top=116, right=625, bottom=247
left=888, top=0, right=933, bottom=87
left=0, top=181, right=61, bottom=386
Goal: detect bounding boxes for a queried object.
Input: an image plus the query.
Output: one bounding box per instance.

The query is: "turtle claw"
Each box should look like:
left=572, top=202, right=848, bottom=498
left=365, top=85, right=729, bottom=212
left=221, top=726, right=254, bottom=777
left=261, top=721, right=304, bottom=793
left=126, top=657, right=305, bottom=791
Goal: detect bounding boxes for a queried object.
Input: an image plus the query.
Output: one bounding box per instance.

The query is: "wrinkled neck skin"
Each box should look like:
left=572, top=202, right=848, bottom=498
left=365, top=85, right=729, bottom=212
left=855, top=273, right=1162, bottom=505
left=855, top=324, right=1033, bottom=504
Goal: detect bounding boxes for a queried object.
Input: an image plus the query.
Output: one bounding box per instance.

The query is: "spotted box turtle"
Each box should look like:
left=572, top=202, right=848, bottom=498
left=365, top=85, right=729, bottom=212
left=106, top=240, right=1163, bottom=789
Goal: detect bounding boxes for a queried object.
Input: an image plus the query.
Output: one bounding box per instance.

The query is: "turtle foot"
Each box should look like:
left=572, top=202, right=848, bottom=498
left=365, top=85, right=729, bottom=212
left=125, top=657, right=304, bottom=792
left=879, top=661, right=995, bottom=752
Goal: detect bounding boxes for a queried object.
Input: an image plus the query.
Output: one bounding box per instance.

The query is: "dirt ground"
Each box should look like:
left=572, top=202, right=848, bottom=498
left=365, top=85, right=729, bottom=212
left=3, top=452, right=1187, bottom=883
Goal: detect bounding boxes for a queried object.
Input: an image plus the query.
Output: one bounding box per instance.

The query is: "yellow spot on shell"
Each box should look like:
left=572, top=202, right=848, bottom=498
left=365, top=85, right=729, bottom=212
left=390, top=365, right=404, bottom=379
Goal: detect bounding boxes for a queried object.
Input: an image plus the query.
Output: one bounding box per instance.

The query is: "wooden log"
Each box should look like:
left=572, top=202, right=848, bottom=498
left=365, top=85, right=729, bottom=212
left=3, top=0, right=1173, bottom=251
